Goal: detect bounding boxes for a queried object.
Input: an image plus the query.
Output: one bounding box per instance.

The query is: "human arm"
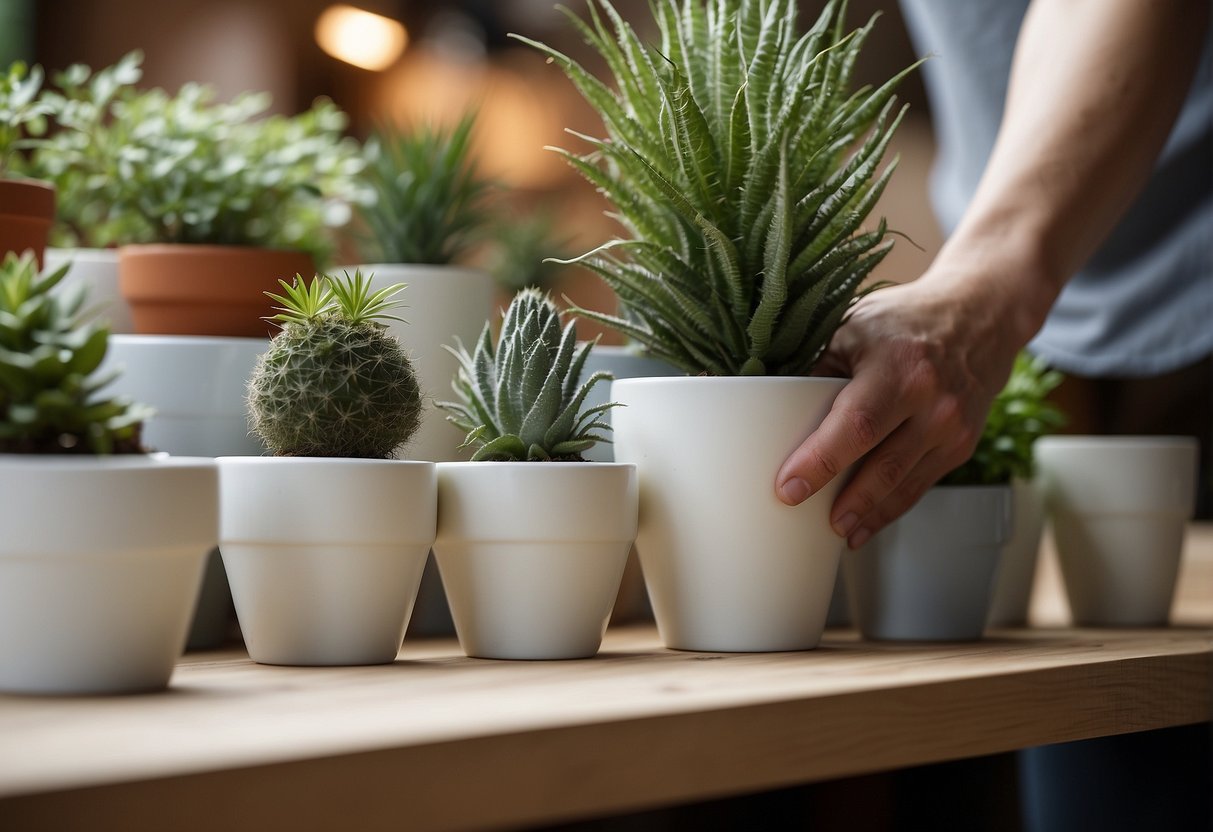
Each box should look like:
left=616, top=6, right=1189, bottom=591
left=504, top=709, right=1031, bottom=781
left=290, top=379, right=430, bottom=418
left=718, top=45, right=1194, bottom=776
left=776, top=0, right=1211, bottom=548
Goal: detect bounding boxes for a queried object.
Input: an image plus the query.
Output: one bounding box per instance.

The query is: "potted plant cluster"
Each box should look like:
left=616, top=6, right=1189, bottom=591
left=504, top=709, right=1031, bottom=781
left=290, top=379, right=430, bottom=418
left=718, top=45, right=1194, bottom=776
left=434, top=288, right=637, bottom=660
left=218, top=271, right=435, bottom=666
left=0, top=252, right=218, bottom=694
left=845, top=353, right=1065, bottom=641
left=0, top=60, right=54, bottom=266
left=516, top=0, right=917, bottom=651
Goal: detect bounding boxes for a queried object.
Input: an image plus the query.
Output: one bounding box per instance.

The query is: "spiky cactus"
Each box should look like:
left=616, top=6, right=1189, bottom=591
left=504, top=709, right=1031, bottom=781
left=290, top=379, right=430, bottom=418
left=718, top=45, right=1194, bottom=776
left=0, top=251, right=148, bottom=454
left=438, top=289, right=614, bottom=461
left=248, top=271, right=423, bottom=458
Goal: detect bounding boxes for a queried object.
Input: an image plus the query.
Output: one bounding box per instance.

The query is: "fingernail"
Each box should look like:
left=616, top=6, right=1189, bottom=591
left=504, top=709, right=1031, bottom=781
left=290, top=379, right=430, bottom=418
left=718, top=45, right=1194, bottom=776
left=780, top=477, right=811, bottom=505
left=849, top=527, right=872, bottom=550
left=832, top=512, right=859, bottom=538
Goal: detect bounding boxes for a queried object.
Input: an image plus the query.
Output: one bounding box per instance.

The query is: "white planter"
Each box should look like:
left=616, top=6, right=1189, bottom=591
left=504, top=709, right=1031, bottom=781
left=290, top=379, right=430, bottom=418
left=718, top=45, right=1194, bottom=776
left=433, top=462, right=637, bottom=659
left=987, top=478, right=1047, bottom=627
left=846, top=485, right=1011, bottom=641
left=578, top=345, right=683, bottom=463
left=218, top=458, right=437, bottom=665
left=612, top=377, right=847, bottom=652
left=0, top=455, right=218, bottom=694
left=1036, top=436, right=1198, bottom=626
left=358, top=264, right=495, bottom=462
left=44, top=248, right=132, bottom=334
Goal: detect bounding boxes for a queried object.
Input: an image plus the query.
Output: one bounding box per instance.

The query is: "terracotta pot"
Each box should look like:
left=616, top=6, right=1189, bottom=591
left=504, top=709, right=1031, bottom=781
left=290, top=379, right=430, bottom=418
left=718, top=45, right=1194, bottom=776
left=0, top=179, right=55, bottom=267
left=118, top=244, right=315, bottom=337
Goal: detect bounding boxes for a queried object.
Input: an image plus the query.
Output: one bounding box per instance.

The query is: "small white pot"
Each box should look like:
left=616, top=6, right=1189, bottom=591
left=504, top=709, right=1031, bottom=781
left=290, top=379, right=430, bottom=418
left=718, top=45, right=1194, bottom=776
left=0, top=455, right=218, bottom=694
left=358, top=264, right=496, bottom=462
left=987, top=478, right=1047, bottom=627
left=846, top=485, right=1012, bottom=641
left=433, top=462, right=638, bottom=660
left=1036, top=436, right=1198, bottom=626
left=45, top=248, right=132, bottom=334
left=218, top=458, right=437, bottom=665
left=612, top=377, right=848, bottom=652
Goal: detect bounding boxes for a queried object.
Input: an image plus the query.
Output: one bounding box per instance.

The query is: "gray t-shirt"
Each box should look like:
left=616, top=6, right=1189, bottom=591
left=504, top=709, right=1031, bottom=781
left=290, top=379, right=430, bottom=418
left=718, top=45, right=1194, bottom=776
left=899, top=0, right=1213, bottom=376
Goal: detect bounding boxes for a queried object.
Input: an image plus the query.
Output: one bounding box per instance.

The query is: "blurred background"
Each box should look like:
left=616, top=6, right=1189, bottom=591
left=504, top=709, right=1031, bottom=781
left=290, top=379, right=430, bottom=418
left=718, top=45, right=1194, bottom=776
left=2, top=0, right=943, bottom=341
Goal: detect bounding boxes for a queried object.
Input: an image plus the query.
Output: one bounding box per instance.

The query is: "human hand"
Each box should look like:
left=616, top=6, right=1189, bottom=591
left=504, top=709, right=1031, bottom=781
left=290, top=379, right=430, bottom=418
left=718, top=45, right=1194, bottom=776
left=775, top=271, right=1026, bottom=549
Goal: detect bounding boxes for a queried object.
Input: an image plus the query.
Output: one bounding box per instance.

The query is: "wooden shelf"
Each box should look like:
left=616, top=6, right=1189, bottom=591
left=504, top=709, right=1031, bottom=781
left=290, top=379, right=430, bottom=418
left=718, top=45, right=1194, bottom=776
left=2, top=527, right=1210, bottom=832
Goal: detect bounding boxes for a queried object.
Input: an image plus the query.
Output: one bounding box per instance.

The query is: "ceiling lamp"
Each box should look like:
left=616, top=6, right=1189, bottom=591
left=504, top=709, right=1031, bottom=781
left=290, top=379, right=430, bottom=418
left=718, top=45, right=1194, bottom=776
left=315, top=4, right=408, bottom=72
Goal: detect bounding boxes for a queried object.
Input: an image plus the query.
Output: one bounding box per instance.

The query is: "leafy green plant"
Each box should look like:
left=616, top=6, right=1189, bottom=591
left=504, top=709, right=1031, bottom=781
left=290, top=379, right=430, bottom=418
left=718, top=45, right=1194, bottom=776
left=484, top=209, right=575, bottom=294
left=360, top=112, right=494, bottom=265
left=941, top=354, right=1066, bottom=486
left=248, top=270, right=423, bottom=458
left=0, top=59, right=48, bottom=178
left=515, top=0, right=918, bottom=376
left=103, top=85, right=368, bottom=265
left=0, top=251, right=149, bottom=454
left=438, top=288, right=614, bottom=461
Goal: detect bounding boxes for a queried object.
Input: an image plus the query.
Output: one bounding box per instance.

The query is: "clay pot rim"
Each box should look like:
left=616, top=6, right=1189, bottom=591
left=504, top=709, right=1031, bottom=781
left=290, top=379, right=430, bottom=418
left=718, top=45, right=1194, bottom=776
left=0, top=178, right=55, bottom=219
left=118, top=243, right=314, bottom=261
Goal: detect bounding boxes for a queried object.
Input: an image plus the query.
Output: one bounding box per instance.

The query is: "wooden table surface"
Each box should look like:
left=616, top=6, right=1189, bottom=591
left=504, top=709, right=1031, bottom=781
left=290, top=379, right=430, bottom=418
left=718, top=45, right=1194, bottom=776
left=2, top=526, right=1210, bottom=832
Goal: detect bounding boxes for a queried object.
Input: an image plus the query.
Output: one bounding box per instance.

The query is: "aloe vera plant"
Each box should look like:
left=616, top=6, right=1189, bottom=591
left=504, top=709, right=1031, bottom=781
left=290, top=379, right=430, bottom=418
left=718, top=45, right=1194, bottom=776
left=514, top=0, right=918, bottom=375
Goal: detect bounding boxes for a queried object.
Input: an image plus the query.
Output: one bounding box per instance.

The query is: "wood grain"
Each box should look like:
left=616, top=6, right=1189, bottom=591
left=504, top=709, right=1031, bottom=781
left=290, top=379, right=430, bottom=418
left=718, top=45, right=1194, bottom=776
left=1, top=525, right=1210, bottom=832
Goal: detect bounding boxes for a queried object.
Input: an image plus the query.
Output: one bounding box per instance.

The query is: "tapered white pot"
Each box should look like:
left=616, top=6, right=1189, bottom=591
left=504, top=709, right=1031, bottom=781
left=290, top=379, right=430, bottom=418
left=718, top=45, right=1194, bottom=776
left=987, top=478, right=1047, bottom=627
left=0, top=455, right=218, bottom=694
left=612, top=377, right=848, bottom=652
left=433, top=462, right=638, bottom=659
left=218, top=458, right=437, bottom=665
left=1036, top=436, right=1198, bottom=626
left=846, top=485, right=1012, bottom=641
left=45, top=248, right=132, bottom=334
left=359, top=265, right=495, bottom=462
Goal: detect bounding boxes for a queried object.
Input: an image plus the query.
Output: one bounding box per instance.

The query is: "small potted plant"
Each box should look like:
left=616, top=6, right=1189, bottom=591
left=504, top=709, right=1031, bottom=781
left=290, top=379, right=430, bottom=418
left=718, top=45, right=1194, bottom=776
left=0, top=252, right=218, bottom=694
left=515, top=0, right=917, bottom=651
left=433, top=289, right=637, bottom=660
left=353, top=112, right=496, bottom=463
left=108, top=84, right=367, bottom=336
left=218, top=271, right=435, bottom=666
left=0, top=60, right=54, bottom=266
left=845, top=354, right=1065, bottom=641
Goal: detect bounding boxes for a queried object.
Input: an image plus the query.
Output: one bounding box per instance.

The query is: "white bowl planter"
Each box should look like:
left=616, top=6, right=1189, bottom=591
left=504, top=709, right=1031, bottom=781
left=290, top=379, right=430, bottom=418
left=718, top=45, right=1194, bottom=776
left=845, top=485, right=1012, bottom=641
left=218, top=458, right=437, bottom=666
left=0, top=455, right=218, bottom=694
left=433, top=462, right=638, bottom=660
left=360, top=264, right=495, bottom=462
left=612, top=377, right=847, bottom=652
left=987, top=478, right=1047, bottom=627
left=1036, top=436, right=1198, bottom=626
left=44, top=248, right=132, bottom=334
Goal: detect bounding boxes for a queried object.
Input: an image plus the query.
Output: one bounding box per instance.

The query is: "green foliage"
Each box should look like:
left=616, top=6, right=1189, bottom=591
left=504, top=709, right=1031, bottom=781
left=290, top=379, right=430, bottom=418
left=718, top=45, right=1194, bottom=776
left=438, top=288, right=614, bottom=461
left=0, top=251, right=149, bottom=454
left=942, top=353, right=1066, bottom=486
left=514, top=0, right=918, bottom=376
left=0, top=59, right=48, bottom=177
left=27, top=51, right=152, bottom=247
left=484, top=209, right=575, bottom=294
left=248, top=270, right=422, bottom=458
left=360, top=112, right=494, bottom=265
left=103, top=85, right=368, bottom=265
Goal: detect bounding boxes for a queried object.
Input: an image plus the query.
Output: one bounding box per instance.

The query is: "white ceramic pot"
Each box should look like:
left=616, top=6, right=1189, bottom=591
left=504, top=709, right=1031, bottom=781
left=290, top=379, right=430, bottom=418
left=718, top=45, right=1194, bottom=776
left=987, top=478, right=1047, bottom=627
left=611, top=377, right=847, bottom=652
left=0, top=455, right=218, bottom=694
left=218, top=458, right=437, bottom=666
left=433, top=462, right=638, bottom=659
left=578, top=345, right=683, bottom=463
left=44, top=248, right=132, bottom=334
left=1036, top=436, right=1198, bottom=626
left=359, top=264, right=495, bottom=462
left=846, top=485, right=1012, bottom=641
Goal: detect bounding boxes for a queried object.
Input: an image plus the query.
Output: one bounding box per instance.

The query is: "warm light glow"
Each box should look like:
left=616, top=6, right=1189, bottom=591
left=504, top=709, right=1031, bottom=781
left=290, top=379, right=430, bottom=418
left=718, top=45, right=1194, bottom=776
left=315, top=5, right=407, bottom=72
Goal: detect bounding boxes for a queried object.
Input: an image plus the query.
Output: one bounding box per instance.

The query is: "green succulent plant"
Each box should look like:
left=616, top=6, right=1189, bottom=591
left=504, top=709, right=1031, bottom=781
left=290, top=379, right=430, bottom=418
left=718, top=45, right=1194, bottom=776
left=0, top=251, right=149, bottom=454
left=941, top=353, right=1066, bottom=486
left=360, top=112, right=494, bottom=265
left=248, top=270, right=423, bottom=458
left=102, top=85, right=368, bottom=266
left=438, top=288, right=614, bottom=461
left=514, top=0, right=918, bottom=376
left=485, top=208, right=575, bottom=294
left=0, top=59, right=48, bottom=178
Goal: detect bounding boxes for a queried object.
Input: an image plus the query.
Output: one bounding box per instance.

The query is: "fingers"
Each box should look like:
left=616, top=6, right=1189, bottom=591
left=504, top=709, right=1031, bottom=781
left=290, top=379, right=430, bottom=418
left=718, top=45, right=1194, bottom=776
left=826, top=419, right=934, bottom=542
